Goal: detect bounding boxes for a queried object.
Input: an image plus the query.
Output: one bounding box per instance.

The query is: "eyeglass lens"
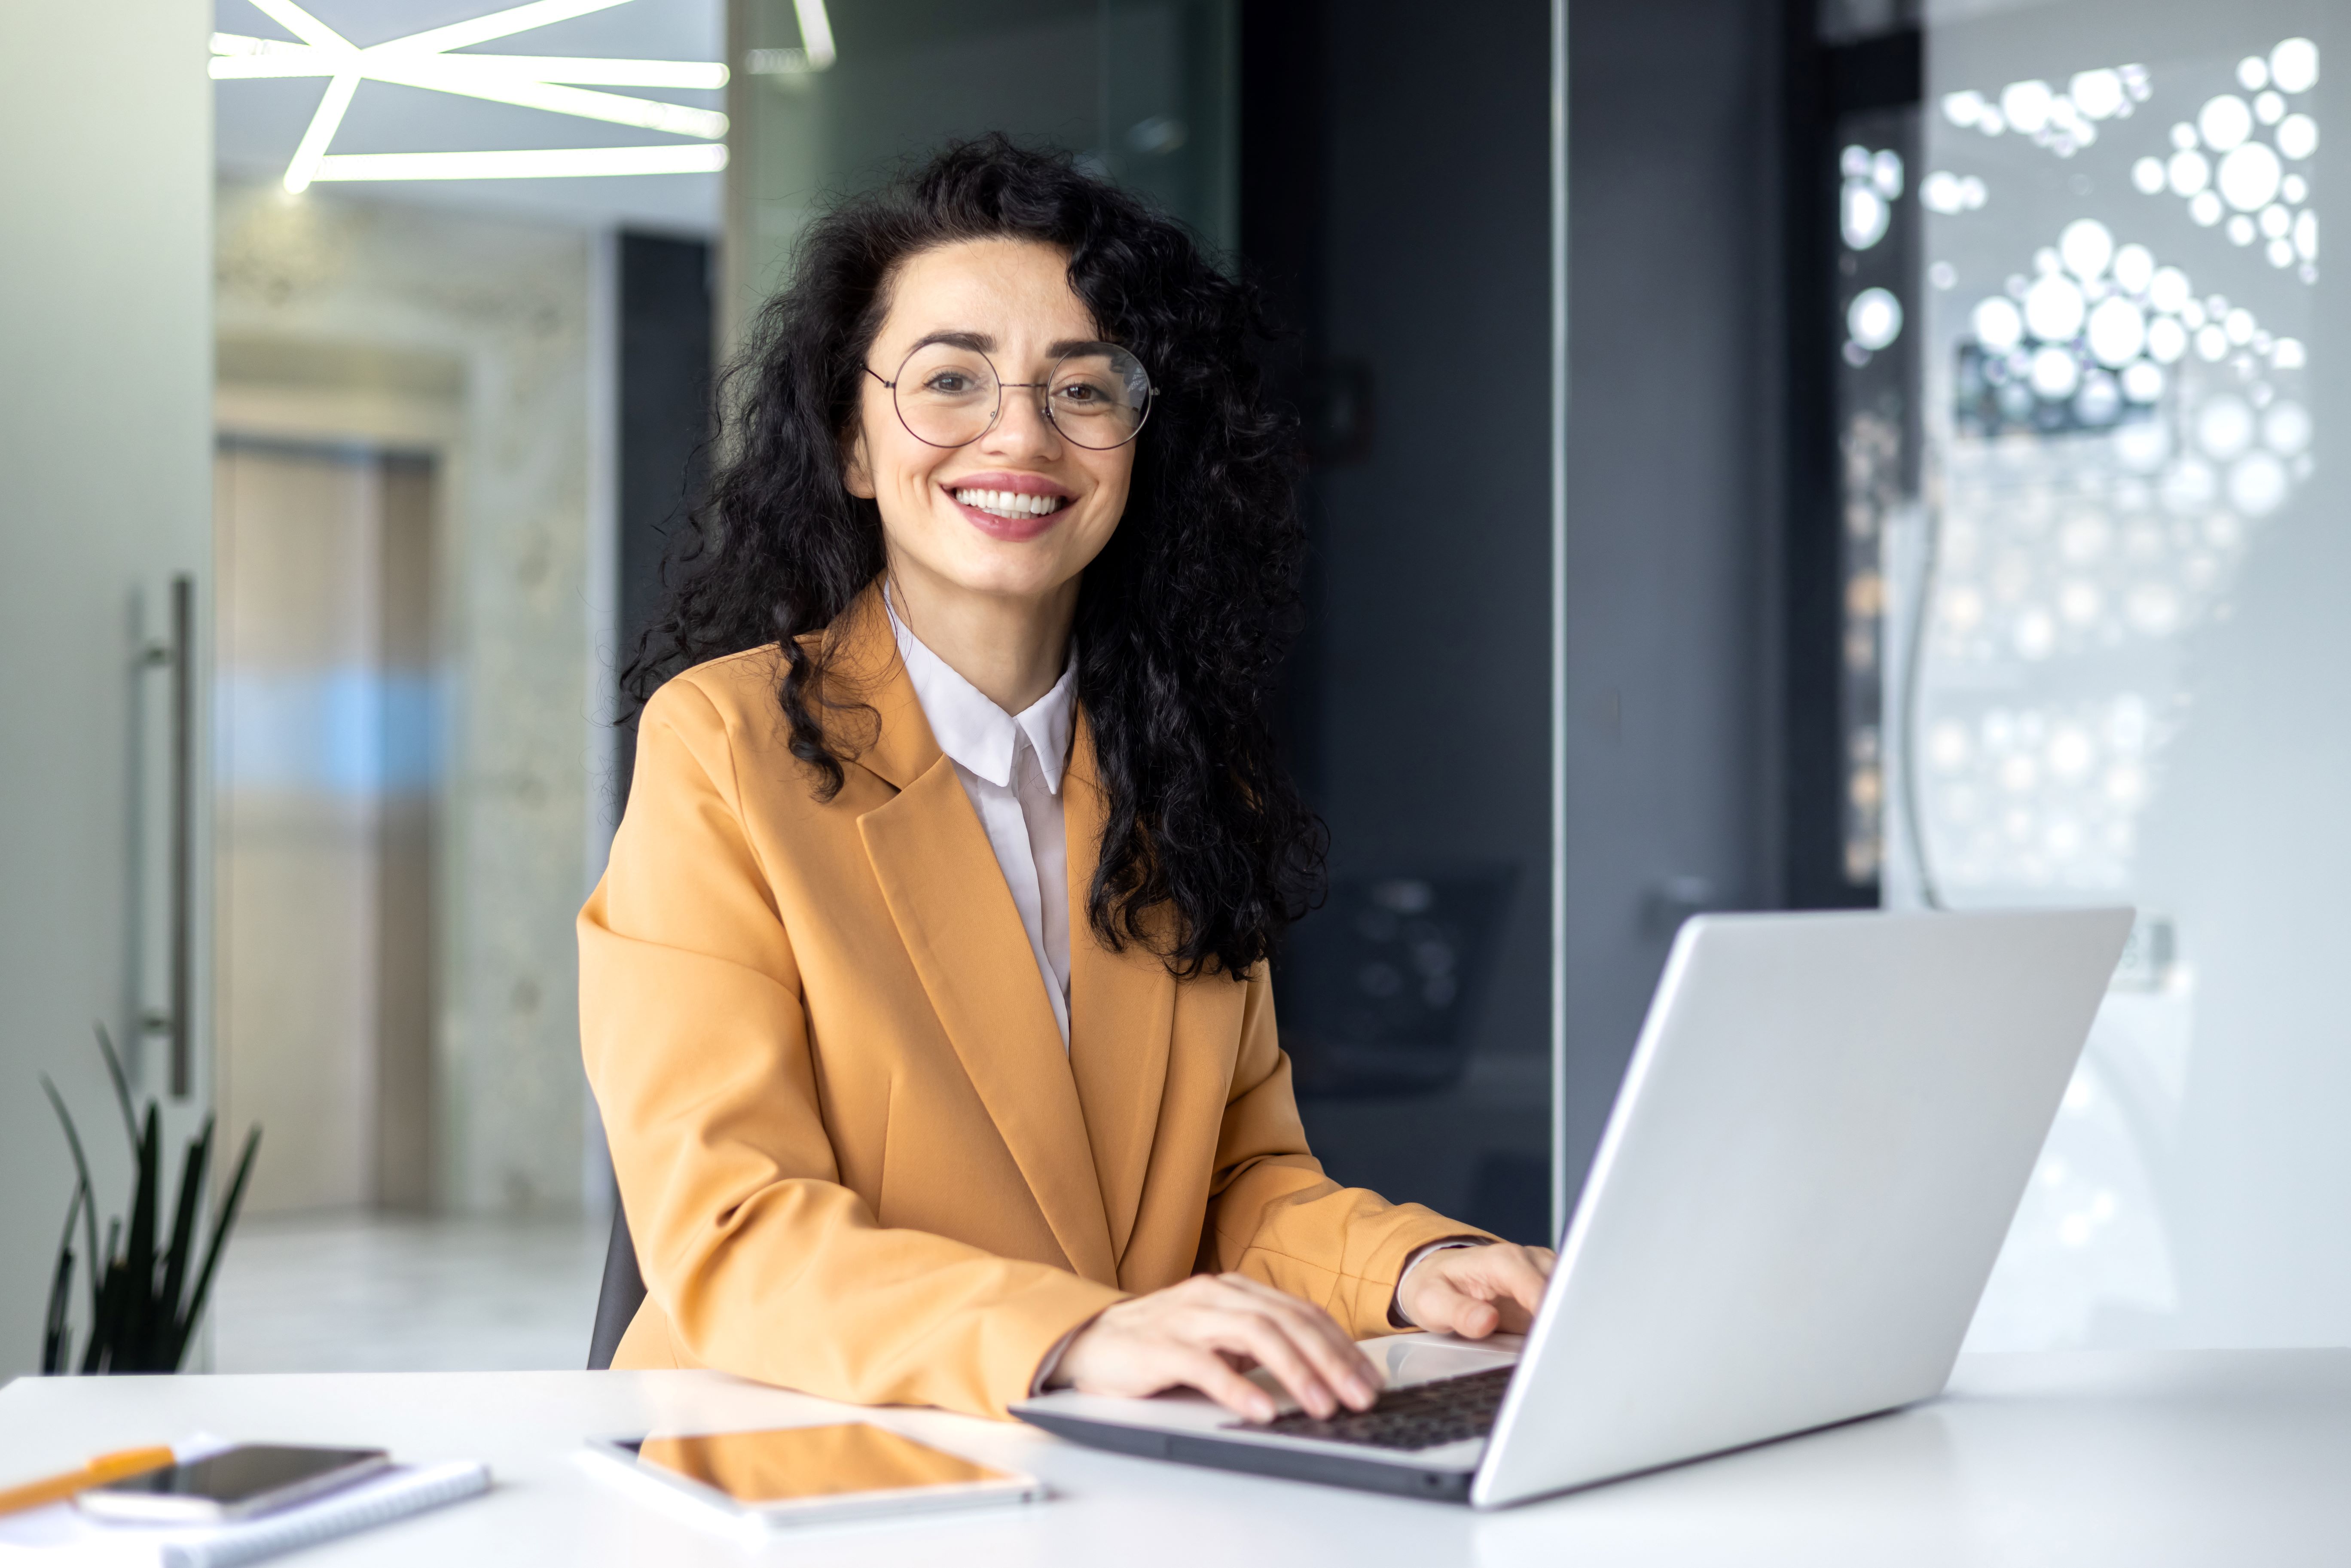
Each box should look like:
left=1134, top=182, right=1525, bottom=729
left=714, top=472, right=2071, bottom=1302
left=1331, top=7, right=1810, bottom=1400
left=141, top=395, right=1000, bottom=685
left=891, top=342, right=1151, bottom=450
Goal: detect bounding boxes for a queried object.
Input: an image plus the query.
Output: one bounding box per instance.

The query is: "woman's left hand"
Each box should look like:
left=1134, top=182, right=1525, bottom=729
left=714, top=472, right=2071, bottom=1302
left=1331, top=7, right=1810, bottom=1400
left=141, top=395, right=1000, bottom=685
left=1396, top=1243, right=1557, bottom=1338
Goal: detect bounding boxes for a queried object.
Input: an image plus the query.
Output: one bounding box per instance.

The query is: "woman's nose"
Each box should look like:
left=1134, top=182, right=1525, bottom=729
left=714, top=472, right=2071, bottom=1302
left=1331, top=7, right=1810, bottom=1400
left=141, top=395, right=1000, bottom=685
left=980, top=382, right=1062, bottom=458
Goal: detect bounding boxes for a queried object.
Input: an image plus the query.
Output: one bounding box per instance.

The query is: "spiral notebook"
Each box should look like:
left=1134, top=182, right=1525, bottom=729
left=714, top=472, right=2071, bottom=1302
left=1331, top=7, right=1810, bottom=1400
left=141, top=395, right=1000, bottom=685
left=0, top=1453, right=489, bottom=1568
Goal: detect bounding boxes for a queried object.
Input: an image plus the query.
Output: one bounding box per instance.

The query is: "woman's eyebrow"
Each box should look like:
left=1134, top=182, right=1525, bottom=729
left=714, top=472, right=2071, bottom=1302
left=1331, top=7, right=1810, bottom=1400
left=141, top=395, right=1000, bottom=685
left=901, top=331, right=1109, bottom=357
left=907, top=329, right=994, bottom=353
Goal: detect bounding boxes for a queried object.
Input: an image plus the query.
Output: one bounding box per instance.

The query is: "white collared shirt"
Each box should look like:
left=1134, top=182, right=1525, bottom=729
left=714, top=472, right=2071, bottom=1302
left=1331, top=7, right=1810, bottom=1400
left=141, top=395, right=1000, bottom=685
left=886, top=602, right=1484, bottom=1373
left=888, top=599, right=1077, bottom=1046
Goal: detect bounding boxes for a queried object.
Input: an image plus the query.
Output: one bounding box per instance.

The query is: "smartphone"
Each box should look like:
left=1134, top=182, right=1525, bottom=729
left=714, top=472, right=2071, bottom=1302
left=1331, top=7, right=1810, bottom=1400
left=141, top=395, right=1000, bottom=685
left=75, top=1445, right=390, bottom=1524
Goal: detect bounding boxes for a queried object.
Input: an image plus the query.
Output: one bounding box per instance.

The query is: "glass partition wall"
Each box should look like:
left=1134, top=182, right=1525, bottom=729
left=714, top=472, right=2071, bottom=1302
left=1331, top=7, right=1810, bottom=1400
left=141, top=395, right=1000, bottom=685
left=1827, top=0, right=2345, bottom=1349
left=728, top=0, right=1236, bottom=332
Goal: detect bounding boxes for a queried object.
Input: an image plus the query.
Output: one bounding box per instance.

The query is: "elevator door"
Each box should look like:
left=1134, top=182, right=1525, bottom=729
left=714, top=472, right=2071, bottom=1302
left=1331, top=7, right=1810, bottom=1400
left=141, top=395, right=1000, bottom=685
left=214, top=439, right=437, bottom=1214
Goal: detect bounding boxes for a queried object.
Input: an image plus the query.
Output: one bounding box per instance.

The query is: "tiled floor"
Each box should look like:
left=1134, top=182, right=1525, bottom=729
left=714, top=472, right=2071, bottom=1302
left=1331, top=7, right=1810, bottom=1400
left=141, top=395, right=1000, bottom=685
left=206, top=1209, right=609, bottom=1374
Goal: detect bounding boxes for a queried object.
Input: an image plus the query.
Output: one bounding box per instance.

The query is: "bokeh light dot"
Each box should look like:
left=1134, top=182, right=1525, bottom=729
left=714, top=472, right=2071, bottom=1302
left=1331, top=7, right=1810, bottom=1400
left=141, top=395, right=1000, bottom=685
left=2003, top=79, right=2055, bottom=135
left=2086, top=296, right=2146, bottom=365
left=2198, top=94, right=2253, bottom=150
left=2198, top=396, right=2254, bottom=459
left=2030, top=345, right=2081, bottom=398
left=2071, top=68, right=2126, bottom=119
left=2269, top=38, right=2319, bottom=95
left=2264, top=400, right=2312, bottom=454
left=1843, top=183, right=1890, bottom=249
left=2229, top=451, right=2290, bottom=516
left=2024, top=273, right=2087, bottom=339
left=2059, top=218, right=2115, bottom=279
left=1871, top=149, right=1903, bottom=198
left=1847, top=287, right=1904, bottom=351
left=1974, top=295, right=2025, bottom=351
left=2112, top=243, right=2155, bottom=295
left=2217, top=141, right=2283, bottom=210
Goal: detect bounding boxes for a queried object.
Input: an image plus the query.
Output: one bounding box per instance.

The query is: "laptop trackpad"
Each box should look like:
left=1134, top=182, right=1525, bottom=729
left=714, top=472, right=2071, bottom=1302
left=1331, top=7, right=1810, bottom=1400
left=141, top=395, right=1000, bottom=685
left=1375, top=1332, right=1521, bottom=1390
left=1241, top=1332, right=1521, bottom=1405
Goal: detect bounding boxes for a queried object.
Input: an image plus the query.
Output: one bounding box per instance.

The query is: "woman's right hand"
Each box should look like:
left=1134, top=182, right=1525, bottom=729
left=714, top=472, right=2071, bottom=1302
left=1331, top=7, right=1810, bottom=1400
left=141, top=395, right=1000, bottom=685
left=1047, top=1273, right=1382, bottom=1423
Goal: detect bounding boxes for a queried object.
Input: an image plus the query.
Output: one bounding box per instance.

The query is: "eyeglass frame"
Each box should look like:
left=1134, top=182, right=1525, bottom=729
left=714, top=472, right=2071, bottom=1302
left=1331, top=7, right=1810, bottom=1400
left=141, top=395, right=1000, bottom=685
left=861, top=338, right=1156, bottom=452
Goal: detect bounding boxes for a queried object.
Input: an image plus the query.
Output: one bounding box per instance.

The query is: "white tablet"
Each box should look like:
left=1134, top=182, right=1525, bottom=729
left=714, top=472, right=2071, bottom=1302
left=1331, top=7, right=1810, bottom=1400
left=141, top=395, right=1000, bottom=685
left=583, top=1424, right=1042, bottom=1528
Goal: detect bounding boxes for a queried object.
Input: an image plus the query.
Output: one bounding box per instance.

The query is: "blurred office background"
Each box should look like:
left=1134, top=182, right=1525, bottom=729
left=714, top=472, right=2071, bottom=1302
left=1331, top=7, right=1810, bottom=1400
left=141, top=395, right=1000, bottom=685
left=0, top=0, right=2342, bottom=1376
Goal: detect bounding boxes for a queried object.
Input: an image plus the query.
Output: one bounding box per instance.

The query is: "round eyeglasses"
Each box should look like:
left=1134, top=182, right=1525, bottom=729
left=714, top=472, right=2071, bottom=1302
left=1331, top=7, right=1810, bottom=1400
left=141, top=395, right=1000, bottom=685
left=866, top=339, right=1154, bottom=451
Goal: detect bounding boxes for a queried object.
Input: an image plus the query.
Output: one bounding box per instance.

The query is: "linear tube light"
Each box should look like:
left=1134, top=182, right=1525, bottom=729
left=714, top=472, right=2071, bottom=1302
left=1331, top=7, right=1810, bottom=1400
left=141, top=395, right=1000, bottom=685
left=284, top=71, right=360, bottom=193
left=362, top=59, right=727, bottom=138
left=369, top=0, right=634, bottom=57
left=210, top=38, right=729, bottom=90
left=792, top=0, right=837, bottom=70
left=310, top=145, right=729, bottom=181
left=436, top=54, right=729, bottom=88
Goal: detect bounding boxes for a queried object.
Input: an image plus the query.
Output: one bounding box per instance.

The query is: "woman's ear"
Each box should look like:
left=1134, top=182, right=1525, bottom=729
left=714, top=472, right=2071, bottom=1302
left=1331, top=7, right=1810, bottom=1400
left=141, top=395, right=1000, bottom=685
left=841, top=422, right=877, bottom=500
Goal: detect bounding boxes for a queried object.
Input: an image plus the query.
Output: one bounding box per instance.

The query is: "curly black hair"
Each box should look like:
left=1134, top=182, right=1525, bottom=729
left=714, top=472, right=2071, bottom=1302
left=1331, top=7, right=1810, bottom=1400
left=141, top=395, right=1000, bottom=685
left=625, top=135, right=1323, bottom=979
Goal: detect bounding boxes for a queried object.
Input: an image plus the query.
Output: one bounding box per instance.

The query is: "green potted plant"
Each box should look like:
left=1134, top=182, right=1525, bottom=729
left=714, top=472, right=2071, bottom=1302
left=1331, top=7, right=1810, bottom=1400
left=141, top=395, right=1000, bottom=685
left=40, top=1025, right=260, bottom=1374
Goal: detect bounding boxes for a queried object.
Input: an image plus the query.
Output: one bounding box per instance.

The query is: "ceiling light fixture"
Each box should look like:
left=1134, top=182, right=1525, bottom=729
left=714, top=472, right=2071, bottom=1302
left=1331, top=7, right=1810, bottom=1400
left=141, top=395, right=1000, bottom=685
left=210, top=0, right=773, bottom=191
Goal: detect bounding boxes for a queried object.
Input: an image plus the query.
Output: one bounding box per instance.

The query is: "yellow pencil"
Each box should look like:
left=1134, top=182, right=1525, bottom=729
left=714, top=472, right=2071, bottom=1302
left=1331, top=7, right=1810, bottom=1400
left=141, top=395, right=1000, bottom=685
left=0, top=1447, right=177, bottom=1517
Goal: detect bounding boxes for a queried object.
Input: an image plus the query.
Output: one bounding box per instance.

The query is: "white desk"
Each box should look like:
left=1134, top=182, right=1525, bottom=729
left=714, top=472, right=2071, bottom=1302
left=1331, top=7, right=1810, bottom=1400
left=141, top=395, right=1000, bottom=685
left=4, top=1351, right=2347, bottom=1566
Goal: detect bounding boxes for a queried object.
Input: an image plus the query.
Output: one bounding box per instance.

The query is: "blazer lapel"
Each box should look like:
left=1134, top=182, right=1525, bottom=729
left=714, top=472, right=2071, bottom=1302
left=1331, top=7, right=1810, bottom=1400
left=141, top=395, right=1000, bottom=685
left=845, top=595, right=1118, bottom=1286
left=1062, top=720, right=1177, bottom=1269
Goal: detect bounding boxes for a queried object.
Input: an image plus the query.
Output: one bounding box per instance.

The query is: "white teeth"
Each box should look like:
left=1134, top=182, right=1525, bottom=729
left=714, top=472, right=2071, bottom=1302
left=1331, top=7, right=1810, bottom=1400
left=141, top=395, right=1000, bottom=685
left=953, top=488, right=1063, bottom=519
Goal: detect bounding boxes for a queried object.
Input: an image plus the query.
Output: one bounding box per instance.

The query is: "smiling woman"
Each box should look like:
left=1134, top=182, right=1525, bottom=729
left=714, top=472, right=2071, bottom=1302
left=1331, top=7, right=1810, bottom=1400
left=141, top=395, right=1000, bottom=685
left=585, top=137, right=1555, bottom=1424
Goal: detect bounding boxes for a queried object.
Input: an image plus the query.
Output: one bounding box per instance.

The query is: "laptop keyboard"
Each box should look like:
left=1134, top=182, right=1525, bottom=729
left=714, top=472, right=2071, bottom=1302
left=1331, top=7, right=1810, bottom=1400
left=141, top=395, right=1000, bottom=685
left=1236, top=1365, right=1514, bottom=1452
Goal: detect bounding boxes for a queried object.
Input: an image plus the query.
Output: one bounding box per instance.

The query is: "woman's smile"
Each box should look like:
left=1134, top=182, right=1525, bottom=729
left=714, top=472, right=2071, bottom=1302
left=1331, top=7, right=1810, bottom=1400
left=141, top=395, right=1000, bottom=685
left=943, top=469, right=1075, bottom=541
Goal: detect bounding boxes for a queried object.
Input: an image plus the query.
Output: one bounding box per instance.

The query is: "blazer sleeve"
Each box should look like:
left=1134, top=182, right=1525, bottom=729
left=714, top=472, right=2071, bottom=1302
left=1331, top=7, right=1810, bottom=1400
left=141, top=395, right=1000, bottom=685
left=1201, top=969, right=1496, bottom=1337
left=579, top=678, right=1127, bottom=1419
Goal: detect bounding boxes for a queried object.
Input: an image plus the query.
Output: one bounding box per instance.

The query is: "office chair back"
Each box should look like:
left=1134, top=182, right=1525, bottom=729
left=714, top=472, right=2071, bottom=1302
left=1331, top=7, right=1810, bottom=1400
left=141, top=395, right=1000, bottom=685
left=588, top=1191, right=646, bottom=1370
left=1278, top=866, right=1517, bottom=1097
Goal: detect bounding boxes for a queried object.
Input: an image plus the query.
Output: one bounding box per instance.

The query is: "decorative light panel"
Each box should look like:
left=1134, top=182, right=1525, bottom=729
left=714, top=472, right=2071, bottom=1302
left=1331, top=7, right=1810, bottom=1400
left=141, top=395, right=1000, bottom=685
left=1890, top=37, right=2320, bottom=899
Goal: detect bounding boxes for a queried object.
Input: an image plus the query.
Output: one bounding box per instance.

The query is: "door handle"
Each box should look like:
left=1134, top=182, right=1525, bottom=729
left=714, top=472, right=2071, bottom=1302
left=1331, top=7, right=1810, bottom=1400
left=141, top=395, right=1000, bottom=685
left=167, top=572, right=193, bottom=1099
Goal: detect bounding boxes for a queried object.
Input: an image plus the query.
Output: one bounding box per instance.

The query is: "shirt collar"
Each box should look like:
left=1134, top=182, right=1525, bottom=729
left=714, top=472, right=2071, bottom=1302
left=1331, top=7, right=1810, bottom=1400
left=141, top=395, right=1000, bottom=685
left=887, top=593, right=1075, bottom=794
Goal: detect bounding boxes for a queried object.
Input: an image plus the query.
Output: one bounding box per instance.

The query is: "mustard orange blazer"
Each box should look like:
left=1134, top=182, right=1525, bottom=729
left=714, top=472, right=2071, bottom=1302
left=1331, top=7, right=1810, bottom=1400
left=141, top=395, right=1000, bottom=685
left=580, top=590, right=1487, bottom=1418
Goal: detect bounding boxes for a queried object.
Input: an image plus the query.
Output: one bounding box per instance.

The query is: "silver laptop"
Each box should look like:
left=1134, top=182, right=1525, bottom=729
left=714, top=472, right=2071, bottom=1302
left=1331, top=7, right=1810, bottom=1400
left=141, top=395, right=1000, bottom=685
left=1014, top=907, right=2133, bottom=1507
